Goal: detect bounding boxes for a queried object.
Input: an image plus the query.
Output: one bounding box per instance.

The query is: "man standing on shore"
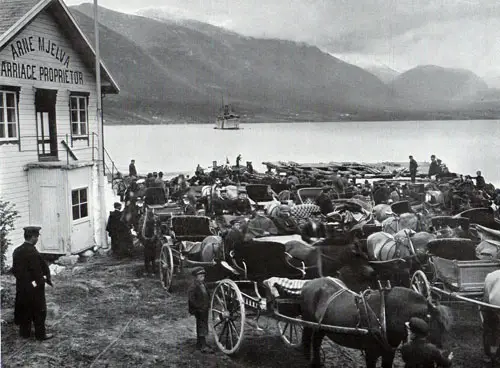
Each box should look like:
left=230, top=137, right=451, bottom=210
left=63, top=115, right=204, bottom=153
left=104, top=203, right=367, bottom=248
left=409, top=155, right=418, bottom=183
left=106, top=202, right=123, bottom=255
left=12, top=226, right=54, bottom=341
left=129, top=160, right=137, bottom=177
left=428, top=155, right=440, bottom=178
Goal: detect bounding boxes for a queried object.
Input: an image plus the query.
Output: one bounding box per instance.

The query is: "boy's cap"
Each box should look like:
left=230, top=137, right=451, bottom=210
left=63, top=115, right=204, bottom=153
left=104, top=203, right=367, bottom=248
left=406, top=317, right=429, bottom=336
left=191, top=267, right=206, bottom=276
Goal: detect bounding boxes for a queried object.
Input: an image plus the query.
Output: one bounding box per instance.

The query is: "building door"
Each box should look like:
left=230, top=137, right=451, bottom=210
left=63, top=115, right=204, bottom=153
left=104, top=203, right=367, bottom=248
left=37, top=185, right=63, bottom=253
left=35, top=89, right=58, bottom=160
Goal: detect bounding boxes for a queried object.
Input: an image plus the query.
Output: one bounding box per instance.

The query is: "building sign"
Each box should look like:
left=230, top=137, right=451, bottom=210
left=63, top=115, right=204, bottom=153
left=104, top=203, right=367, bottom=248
left=0, top=36, right=84, bottom=84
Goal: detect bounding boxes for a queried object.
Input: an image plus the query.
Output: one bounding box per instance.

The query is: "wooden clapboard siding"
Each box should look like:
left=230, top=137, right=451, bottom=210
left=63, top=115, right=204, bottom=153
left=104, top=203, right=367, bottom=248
left=0, top=7, right=102, bottom=264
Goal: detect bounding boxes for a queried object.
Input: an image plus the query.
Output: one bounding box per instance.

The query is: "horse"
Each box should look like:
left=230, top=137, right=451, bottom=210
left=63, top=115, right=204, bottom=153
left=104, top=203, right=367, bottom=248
left=482, top=270, right=500, bottom=364
left=301, top=279, right=453, bottom=368
left=381, top=212, right=429, bottom=234
left=373, top=204, right=392, bottom=223
left=284, top=239, right=376, bottom=288
left=365, top=230, right=435, bottom=286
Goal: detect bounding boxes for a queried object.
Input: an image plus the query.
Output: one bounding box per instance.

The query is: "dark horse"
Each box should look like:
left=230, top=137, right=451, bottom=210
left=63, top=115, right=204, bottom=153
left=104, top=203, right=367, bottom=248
left=301, top=279, right=452, bottom=368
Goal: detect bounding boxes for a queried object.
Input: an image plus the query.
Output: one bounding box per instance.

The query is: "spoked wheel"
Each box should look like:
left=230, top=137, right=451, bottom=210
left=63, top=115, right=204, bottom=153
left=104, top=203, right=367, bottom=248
left=411, top=270, right=432, bottom=301
left=277, top=318, right=303, bottom=348
left=210, top=279, right=245, bottom=355
left=159, top=244, right=174, bottom=291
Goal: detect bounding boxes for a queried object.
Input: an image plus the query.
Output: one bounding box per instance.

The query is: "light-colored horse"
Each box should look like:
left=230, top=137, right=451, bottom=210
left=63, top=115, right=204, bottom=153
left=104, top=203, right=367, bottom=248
left=482, top=270, right=500, bottom=363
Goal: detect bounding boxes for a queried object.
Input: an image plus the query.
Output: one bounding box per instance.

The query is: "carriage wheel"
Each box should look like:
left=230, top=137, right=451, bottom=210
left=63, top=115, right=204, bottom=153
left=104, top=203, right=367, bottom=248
left=159, top=244, right=174, bottom=291
left=410, top=270, right=432, bottom=301
left=277, top=318, right=303, bottom=348
left=210, top=279, right=246, bottom=355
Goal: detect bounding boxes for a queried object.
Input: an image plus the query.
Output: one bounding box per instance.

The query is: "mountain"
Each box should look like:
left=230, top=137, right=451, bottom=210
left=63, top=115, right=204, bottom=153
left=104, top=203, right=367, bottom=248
left=389, top=65, right=489, bottom=107
left=364, top=65, right=400, bottom=84
left=70, top=4, right=399, bottom=123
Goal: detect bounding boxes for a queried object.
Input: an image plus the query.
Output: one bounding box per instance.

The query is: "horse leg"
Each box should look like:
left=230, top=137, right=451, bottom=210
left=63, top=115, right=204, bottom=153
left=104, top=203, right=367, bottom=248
left=381, top=351, right=396, bottom=368
left=310, top=330, right=325, bottom=368
left=364, top=349, right=380, bottom=368
left=302, top=327, right=313, bottom=361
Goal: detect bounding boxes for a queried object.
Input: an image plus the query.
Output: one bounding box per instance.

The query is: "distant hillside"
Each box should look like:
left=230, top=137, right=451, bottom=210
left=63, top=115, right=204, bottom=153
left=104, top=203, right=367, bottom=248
left=365, top=65, right=400, bottom=84
left=71, top=4, right=396, bottom=123
left=389, top=65, right=489, bottom=108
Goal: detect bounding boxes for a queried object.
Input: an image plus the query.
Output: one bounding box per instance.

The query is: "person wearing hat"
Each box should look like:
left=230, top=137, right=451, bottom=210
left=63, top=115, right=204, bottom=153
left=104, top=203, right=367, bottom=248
left=129, top=159, right=137, bottom=177
left=271, top=204, right=299, bottom=235
left=401, top=317, right=453, bottom=367
left=234, top=188, right=252, bottom=215
left=106, top=202, right=123, bottom=255
left=409, top=155, right=418, bottom=183
left=12, top=226, right=54, bottom=341
left=188, top=267, right=213, bottom=353
left=315, top=186, right=334, bottom=215
left=428, top=155, right=440, bottom=178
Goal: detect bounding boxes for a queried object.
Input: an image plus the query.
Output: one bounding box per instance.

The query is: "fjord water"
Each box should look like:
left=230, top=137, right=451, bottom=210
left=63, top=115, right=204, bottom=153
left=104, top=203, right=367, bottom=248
left=104, top=120, right=500, bottom=186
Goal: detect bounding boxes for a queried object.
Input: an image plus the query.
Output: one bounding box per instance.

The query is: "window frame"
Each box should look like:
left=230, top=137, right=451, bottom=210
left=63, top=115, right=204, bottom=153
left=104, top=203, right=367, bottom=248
left=71, top=187, right=90, bottom=224
left=0, top=86, right=21, bottom=145
left=69, top=92, right=90, bottom=142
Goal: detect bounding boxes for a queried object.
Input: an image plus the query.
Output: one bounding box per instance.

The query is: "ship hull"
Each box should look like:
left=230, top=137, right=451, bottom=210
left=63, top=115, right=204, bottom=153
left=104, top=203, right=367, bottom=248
left=215, top=117, right=240, bottom=130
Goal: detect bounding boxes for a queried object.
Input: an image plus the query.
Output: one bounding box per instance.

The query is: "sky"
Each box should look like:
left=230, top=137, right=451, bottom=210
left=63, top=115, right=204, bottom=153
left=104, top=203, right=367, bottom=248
left=65, top=0, right=500, bottom=78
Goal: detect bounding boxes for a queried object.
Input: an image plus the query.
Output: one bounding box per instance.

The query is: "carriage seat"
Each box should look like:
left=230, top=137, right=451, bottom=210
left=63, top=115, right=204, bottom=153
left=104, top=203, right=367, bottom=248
left=171, top=216, right=215, bottom=242
left=144, top=187, right=167, bottom=206
left=427, top=238, right=478, bottom=261
left=232, top=241, right=305, bottom=282
left=431, top=216, right=460, bottom=230
left=454, top=208, right=500, bottom=230
left=391, top=201, right=411, bottom=215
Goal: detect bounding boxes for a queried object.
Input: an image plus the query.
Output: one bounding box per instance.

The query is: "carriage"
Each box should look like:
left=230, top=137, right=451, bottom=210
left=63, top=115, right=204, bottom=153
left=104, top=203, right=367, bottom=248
left=409, top=235, right=500, bottom=358
left=158, top=215, right=223, bottom=291
left=207, top=238, right=375, bottom=355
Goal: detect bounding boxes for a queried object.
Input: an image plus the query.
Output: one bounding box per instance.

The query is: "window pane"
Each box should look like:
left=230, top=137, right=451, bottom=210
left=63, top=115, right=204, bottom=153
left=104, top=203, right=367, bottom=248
left=80, top=188, right=87, bottom=203
left=79, top=97, right=86, bottom=108
left=72, top=122, right=79, bottom=135
left=0, top=108, right=4, bottom=123
left=72, top=205, right=80, bottom=220
left=72, top=190, right=79, bottom=205
left=0, top=124, right=4, bottom=138
left=71, top=110, right=78, bottom=123
left=0, top=94, right=3, bottom=107
left=6, top=93, right=15, bottom=108
left=7, top=108, right=16, bottom=122
left=7, top=123, right=16, bottom=138
left=79, top=109, right=86, bottom=123
left=80, top=203, right=88, bottom=218
left=80, top=123, right=87, bottom=135
left=70, top=97, right=77, bottom=109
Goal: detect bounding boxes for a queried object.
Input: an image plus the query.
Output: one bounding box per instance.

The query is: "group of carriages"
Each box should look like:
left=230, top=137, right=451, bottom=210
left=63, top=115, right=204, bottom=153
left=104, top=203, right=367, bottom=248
left=118, top=162, right=500, bottom=367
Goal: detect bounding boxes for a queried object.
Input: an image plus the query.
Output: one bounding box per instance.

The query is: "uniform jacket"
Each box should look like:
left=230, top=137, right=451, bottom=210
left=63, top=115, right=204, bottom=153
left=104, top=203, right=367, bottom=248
left=428, top=161, right=440, bottom=177
left=401, top=338, right=452, bottom=368
left=188, top=280, right=210, bottom=315
left=12, top=242, right=51, bottom=324
left=272, top=216, right=299, bottom=235
left=106, top=210, right=122, bottom=237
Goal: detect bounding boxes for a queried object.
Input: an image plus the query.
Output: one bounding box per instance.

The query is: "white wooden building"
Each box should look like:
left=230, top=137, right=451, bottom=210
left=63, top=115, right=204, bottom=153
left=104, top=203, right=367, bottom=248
left=0, top=0, right=119, bottom=264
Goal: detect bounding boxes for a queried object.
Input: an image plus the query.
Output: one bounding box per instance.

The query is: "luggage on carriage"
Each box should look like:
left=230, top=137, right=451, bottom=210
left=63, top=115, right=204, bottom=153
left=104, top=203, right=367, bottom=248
left=297, top=187, right=322, bottom=204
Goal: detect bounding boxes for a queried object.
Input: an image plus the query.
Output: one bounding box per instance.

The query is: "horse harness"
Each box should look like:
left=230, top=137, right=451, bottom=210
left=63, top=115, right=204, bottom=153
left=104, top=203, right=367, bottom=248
left=316, top=277, right=396, bottom=352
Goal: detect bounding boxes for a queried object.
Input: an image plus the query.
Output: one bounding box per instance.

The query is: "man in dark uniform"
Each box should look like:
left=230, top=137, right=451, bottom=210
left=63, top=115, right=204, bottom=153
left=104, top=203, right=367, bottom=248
left=401, top=317, right=453, bottom=368
left=106, top=202, right=123, bottom=255
left=409, top=155, right=418, bottom=183
left=234, top=188, right=252, bottom=215
left=316, top=186, right=334, bottom=215
left=12, top=226, right=54, bottom=341
left=188, top=267, right=213, bottom=353
left=129, top=159, right=137, bottom=177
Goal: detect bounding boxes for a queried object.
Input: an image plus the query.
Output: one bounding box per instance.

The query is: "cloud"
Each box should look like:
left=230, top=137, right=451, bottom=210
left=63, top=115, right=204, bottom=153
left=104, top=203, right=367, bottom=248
left=65, top=0, right=500, bottom=75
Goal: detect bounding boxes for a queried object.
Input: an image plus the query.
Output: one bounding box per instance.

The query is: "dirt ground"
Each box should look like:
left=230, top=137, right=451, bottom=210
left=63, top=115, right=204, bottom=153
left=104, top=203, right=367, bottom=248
left=0, top=250, right=491, bottom=368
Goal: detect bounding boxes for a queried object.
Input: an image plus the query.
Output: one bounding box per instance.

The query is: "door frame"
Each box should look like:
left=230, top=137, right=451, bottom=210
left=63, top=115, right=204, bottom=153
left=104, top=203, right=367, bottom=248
left=35, top=88, right=58, bottom=161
